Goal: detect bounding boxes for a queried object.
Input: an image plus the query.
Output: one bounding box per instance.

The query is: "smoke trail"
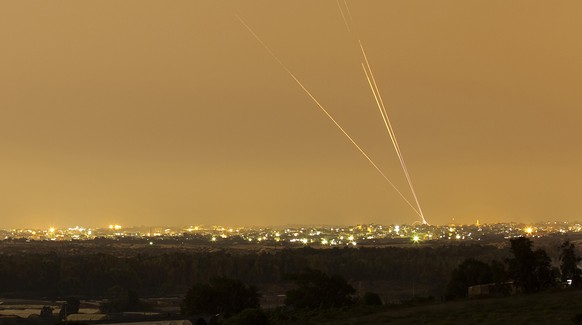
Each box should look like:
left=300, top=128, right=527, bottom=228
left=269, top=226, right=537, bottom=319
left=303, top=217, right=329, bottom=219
left=359, top=43, right=427, bottom=224
left=343, top=0, right=354, bottom=22
left=236, top=15, right=423, bottom=218
left=336, top=0, right=351, bottom=32
left=339, top=2, right=428, bottom=224
left=359, top=41, right=428, bottom=225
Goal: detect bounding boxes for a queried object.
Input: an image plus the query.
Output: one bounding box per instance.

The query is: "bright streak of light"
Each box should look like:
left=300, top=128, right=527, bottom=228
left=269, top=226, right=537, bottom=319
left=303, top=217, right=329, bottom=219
left=359, top=41, right=427, bottom=225
left=343, top=0, right=354, bottom=22
left=338, top=0, right=428, bottom=225
left=336, top=0, right=351, bottom=32
left=236, top=15, right=422, bottom=218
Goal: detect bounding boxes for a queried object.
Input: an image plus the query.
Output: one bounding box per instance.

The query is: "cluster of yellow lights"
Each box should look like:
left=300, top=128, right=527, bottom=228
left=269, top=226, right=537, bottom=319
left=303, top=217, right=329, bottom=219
left=525, top=227, right=534, bottom=234
left=109, top=225, right=122, bottom=230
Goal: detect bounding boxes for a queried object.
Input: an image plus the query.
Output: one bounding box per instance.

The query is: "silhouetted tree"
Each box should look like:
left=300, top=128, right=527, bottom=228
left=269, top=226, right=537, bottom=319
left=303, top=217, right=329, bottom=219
left=446, top=258, right=493, bottom=299
left=362, top=292, right=382, bottom=305
left=507, top=237, right=554, bottom=293
left=100, top=288, right=146, bottom=313
left=181, top=277, right=260, bottom=317
left=285, top=268, right=355, bottom=309
left=490, top=260, right=508, bottom=284
left=560, top=240, right=582, bottom=286
left=59, top=297, right=80, bottom=319
left=0, top=243, right=512, bottom=299
left=40, top=306, right=54, bottom=319
left=221, top=308, right=270, bottom=325
left=490, top=260, right=511, bottom=295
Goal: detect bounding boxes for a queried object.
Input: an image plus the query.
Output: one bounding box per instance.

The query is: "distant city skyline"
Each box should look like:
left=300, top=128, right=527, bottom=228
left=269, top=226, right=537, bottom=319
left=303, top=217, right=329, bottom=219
left=1, top=1, right=581, bottom=228
left=3, top=221, right=581, bottom=245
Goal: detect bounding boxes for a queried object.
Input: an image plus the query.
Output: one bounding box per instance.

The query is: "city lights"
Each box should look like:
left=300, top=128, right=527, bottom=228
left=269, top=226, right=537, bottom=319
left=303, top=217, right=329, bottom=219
left=0, top=221, right=577, bottom=245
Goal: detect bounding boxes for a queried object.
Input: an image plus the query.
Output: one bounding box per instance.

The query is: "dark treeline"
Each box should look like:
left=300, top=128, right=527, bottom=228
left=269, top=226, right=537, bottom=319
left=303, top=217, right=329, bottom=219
left=0, top=244, right=509, bottom=298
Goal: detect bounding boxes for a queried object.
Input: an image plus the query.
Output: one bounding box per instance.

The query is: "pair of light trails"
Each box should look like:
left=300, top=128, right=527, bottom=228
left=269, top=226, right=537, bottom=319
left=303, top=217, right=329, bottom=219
left=337, top=1, right=427, bottom=225
left=236, top=2, right=428, bottom=225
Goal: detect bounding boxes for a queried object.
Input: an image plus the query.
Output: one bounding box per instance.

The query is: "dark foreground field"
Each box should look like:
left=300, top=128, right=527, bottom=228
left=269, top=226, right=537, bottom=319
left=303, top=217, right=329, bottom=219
left=274, top=289, right=582, bottom=325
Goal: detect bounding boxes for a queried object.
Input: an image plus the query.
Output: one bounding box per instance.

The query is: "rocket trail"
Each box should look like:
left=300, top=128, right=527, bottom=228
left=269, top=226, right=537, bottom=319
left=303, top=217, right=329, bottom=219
left=236, top=15, right=423, bottom=218
left=359, top=41, right=428, bottom=225
left=361, top=62, right=428, bottom=225
left=336, top=0, right=351, bottom=32
left=343, top=0, right=354, bottom=22
left=338, top=1, right=428, bottom=224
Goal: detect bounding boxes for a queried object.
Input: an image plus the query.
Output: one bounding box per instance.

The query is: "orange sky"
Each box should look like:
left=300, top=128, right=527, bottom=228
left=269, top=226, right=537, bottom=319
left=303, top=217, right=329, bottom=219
left=1, top=1, right=581, bottom=228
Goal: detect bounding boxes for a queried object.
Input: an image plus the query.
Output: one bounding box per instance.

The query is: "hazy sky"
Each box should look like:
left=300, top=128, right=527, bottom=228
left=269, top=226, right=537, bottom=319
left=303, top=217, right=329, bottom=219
left=1, top=1, right=581, bottom=228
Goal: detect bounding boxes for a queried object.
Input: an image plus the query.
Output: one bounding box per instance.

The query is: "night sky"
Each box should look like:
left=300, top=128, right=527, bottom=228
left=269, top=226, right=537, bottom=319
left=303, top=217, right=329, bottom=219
left=1, top=1, right=581, bottom=228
